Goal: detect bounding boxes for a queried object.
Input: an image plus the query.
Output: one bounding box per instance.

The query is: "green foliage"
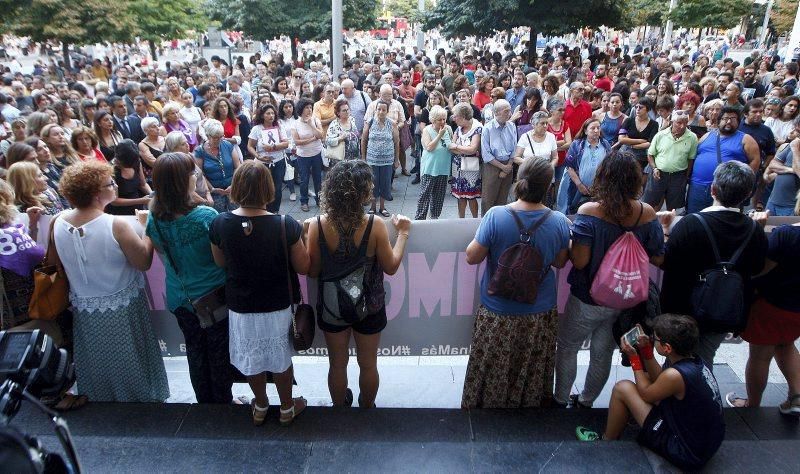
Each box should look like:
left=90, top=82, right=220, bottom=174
left=9, top=0, right=136, bottom=45
left=669, top=0, right=752, bottom=30
left=622, top=0, right=666, bottom=29
left=206, top=0, right=379, bottom=41
left=772, top=0, right=799, bottom=36
left=384, top=0, right=435, bottom=22
left=424, top=0, right=629, bottom=37
left=129, top=0, right=208, bottom=43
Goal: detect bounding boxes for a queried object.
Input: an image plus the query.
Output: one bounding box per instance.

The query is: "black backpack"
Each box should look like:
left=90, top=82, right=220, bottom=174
left=487, top=207, right=551, bottom=304
left=690, top=214, right=757, bottom=334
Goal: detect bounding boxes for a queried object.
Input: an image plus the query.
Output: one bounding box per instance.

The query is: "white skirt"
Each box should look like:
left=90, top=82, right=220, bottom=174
left=228, top=306, right=294, bottom=376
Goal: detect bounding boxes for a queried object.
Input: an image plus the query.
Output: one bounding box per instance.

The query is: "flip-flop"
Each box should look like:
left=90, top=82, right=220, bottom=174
left=379, top=209, right=391, bottom=217
left=725, top=392, right=748, bottom=408
left=575, top=426, right=600, bottom=441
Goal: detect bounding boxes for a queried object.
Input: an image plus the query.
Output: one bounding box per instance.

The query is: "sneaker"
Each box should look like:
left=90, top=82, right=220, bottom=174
left=576, top=426, right=601, bottom=441
left=309, top=190, right=316, bottom=197
left=301, top=204, right=310, bottom=212
left=725, top=391, right=748, bottom=408
left=779, top=394, right=800, bottom=417
left=411, top=176, right=420, bottom=185
left=289, top=193, right=297, bottom=201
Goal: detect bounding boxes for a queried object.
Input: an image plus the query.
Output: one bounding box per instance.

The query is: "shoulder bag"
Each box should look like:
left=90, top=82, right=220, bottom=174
left=153, top=219, right=227, bottom=329
left=282, top=215, right=315, bottom=351
left=29, top=213, right=70, bottom=321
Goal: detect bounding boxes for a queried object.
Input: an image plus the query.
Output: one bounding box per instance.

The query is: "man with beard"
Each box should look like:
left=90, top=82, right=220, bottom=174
left=411, top=74, right=436, bottom=183
left=686, top=107, right=760, bottom=213
left=742, top=65, right=766, bottom=100
left=505, top=70, right=526, bottom=112
left=593, top=64, right=613, bottom=92
left=738, top=99, right=776, bottom=209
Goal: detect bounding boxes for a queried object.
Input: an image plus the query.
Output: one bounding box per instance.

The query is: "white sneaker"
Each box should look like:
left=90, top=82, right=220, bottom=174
left=289, top=193, right=297, bottom=201
left=309, top=190, right=316, bottom=197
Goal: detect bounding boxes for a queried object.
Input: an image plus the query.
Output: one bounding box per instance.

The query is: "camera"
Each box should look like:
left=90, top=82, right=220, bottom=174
left=0, top=329, right=81, bottom=473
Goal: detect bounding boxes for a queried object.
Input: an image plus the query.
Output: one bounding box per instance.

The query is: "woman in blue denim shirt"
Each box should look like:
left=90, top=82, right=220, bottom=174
left=555, top=118, right=612, bottom=214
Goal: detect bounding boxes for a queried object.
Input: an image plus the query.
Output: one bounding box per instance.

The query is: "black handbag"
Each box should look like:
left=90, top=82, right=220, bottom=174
left=154, top=220, right=227, bottom=329
left=282, top=216, right=315, bottom=351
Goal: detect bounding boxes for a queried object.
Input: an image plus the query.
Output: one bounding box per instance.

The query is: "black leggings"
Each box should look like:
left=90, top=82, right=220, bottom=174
left=173, top=307, right=233, bottom=403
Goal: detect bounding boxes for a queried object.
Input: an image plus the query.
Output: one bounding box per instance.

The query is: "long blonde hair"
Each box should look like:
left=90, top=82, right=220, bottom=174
left=0, top=179, right=19, bottom=225
left=7, top=161, right=51, bottom=210
left=40, top=123, right=79, bottom=169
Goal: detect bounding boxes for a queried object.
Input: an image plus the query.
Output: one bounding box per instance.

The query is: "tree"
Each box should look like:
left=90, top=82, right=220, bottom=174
left=206, top=0, right=379, bottom=60
left=384, top=0, right=435, bottom=22
left=622, top=0, right=666, bottom=29
left=669, top=0, right=751, bottom=31
left=9, top=0, right=136, bottom=68
left=772, top=0, right=799, bottom=37
left=130, top=0, right=208, bottom=60
left=424, top=0, right=630, bottom=66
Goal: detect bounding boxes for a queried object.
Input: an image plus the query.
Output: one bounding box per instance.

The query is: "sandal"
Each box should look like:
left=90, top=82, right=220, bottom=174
left=279, top=397, right=307, bottom=426
left=232, top=395, right=250, bottom=405
left=54, top=394, right=88, bottom=412
left=379, top=209, right=391, bottom=218
left=251, top=400, right=269, bottom=426
left=779, top=394, right=800, bottom=417
left=357, top=393, right=375, bottom=408
left=725, top=391, right=748, bottom=408
left=367, top=209, right=376, bottom=215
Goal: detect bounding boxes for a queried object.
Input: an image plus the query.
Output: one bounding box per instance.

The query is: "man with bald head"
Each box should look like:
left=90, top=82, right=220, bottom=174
left=338, top=78, right=371, bottom=133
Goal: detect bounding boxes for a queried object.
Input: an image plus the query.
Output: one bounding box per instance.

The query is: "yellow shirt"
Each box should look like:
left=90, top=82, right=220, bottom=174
left=313, top=100, right=336, bottom=136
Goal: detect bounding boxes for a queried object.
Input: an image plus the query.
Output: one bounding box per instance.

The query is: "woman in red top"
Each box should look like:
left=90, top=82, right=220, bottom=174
left=472, top=76, right=494, bottom=112
left=211, top=97, right=241, bottom=146
left=70, top=126, right=108, bottom=162
left=546, top=97, right=572, bottom=203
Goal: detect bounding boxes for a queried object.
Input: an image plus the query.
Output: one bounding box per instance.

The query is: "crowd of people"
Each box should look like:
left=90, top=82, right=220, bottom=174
left=1, top=33, right=800, bottom=470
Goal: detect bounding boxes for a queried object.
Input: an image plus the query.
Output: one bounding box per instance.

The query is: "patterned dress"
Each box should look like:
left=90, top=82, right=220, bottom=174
left=451, top=120, right=483, bottom=199
left=54, top=213, right=169, bottom=402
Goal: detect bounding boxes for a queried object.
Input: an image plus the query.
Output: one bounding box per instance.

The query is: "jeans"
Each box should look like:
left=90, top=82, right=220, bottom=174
left=266, top=159, right=286, bottom=213
left=696, top=332, right=727, bottom=371
left=766, top=201, right=796, bottom=216
left=298, top=153, right=322, bottom=205
left=173, top=307, right=234, bottom=403
left=686, top=182, right=713, bottom=214
left=554, top=294, right=621, bottom=406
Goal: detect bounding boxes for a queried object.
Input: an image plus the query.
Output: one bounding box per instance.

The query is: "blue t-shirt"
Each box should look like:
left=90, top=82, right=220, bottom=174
left=475, top=206, right=571, bottom=314
left=568, top=214, right=664, bottom=306
left=146, top=206, right=227, bottom=312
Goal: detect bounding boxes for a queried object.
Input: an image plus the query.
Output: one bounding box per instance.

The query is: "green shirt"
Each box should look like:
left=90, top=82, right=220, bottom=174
left=420, top=125, right=453, bottom=177
left=146, top=206, right=227, bottom=313
left=647, top=127, right=698, bottom=173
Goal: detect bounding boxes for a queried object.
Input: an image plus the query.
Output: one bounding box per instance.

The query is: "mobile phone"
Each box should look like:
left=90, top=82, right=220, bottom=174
left=624, top=326, right=643, bottom=347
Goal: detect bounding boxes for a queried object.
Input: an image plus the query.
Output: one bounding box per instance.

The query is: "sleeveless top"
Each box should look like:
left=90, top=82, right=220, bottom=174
left=547, top=121, right=568, bottom=166
left=317, top=215, right=385, bottom=315
left=53, top=213, right=144, bottom=313
left=600, top=112, right=624, bottom=145
left=690, top=130, right=748, bottom=186
left=142, top=143, right=163, bottom=181
left=195, top=141, right=235, bottom=188
left=106, top=166, right=145, bottom=215
left=366, top=118, right=395, bottom=166
left=660, top=357, right=725, bottom=464
left=222, top=117, right=237, bottom=139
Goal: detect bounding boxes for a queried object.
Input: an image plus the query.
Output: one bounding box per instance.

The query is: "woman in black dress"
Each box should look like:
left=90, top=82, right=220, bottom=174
left=105, top=139, right=152, bottom=215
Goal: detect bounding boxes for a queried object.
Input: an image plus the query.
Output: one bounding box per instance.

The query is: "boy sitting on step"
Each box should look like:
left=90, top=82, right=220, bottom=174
left=576, top=314, right=725, bottom=471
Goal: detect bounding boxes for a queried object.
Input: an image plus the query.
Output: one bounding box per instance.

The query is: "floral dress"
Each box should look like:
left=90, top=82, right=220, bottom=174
left=451, top=119, right=483, bottom=199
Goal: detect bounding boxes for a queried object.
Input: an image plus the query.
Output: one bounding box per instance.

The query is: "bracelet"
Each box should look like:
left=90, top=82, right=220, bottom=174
left=629, top=354, right=644, bottom=371
left=397, top=233, right=409, bottom=238
left=639, top=344, right=655, bottom=360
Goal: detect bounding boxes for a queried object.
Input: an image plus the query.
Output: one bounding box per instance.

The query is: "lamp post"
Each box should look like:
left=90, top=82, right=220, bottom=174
left=332, top=0, right=343, bottom=76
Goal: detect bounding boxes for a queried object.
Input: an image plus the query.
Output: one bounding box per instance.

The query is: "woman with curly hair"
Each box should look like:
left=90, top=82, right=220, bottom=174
left=305, top=160, right=411, bottom=408
left=54, top=160, right=168, bottom=403
left=554, top=150, right=664, bottom=408
left=210, top=97, right=241, bottom=145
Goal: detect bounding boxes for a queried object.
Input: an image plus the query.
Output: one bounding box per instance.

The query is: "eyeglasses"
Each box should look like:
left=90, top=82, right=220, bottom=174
left=104, top=179, right=117, bottom=188
left=720, top=116, right=737, bottom=122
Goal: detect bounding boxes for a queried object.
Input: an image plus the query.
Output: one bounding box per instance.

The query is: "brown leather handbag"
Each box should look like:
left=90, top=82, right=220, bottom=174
left=29, top=214, right=70, bottom=320
left=282, top=216, right=315, bottom=351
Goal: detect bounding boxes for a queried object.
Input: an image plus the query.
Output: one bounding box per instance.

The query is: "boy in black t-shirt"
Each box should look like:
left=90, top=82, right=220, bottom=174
left=576, top=314, right=725, bottom=471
